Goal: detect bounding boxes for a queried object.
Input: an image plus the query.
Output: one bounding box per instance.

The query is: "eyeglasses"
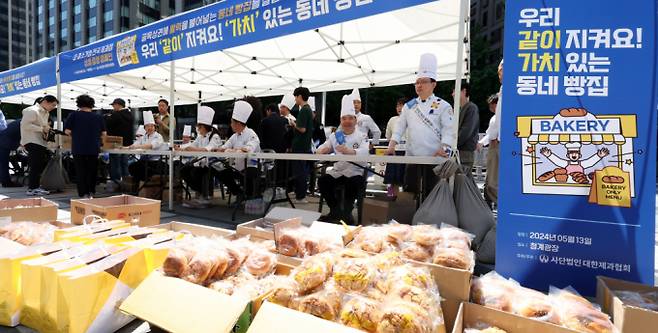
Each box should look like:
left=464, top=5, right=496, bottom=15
left=415, top=79, right=432, bottom=86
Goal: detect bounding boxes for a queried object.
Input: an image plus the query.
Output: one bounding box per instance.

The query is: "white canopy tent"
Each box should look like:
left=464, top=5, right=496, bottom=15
left=3, top=0, right=469, bottom=110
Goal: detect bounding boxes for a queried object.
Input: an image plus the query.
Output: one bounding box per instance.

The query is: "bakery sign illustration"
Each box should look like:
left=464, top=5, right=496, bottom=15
left=516, top=108, right=637, bottom=208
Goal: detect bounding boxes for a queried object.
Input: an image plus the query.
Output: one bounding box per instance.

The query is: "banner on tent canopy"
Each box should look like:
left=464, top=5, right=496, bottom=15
left=497, top=0, right=657, bottom=296
left=0, top=58, right=57, bottom=98
left=59, top=0, right=435, bottom=83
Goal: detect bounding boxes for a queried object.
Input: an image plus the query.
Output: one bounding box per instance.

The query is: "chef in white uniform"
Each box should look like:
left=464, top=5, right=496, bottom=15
left=279, top=93, right=297, bottom=125
left=179, top=106, right=223, bottom=206
left=385, top=53, right=456, bottom=196
left=215, top=100, right=261, bottom=205
left=316, top=94, right=369, bottom=224
left=350, top=88, right=382, bottom=145
left=127, top=111, right=167, bottom=185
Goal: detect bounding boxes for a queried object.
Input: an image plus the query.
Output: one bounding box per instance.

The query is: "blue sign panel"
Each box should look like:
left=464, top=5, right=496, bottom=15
left=0, top=57, right=57, bottom=98
left=497, top=0, right=657, bottom=295
left=59, top=0, right=434, bottom=83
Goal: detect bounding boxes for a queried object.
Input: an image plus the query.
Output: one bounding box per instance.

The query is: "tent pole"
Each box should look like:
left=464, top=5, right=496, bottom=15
left=321, top=91, right=327, bottom=126
left=452, top=0, right=468, bottom=152
left=56, top=56, right=62, bottom=143
left=168, top=60, right=175, bottom=210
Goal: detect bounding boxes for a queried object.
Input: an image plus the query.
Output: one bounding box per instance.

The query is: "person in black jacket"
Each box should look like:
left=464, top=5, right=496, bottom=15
left=0, top=120, right=21, bottom=187
left=259, top=103, right=290, bottom=153
left=104, top=98, right=134, bottom=190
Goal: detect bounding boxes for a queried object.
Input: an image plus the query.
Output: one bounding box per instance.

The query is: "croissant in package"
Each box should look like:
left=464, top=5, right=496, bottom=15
left=294, top=253, right=334, bottom=293
left=297, top=286, right=342, bottom=321
left=385, top=265, right=434, bottom=293
left=333, top=258, right=375, bottom=292
left=340, top=296, right=379, bottom=332
left=265, top=277, right=300, bottom=308
left=376, top=301, right=433, bottom=333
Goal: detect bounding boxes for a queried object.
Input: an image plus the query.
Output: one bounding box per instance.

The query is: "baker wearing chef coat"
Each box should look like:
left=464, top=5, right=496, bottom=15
left=316, top=94, right=369, bottom=224
left=179, top=106, right=223, bottom=204
left=215, top=100, right=261, bottom=205
left=127, top=111, right=168, bottom=184
left=350, top=88, right=382, bottom=145
left=540, top=142, right=609, bottom=175
left=385, top=53, right=456, bottom=197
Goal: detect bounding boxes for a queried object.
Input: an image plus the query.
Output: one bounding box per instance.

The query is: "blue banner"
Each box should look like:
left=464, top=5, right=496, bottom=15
left=497, top=0, right=657, bottom=295
left=0, top=57, right=57, bottom=99
left=59, top=0, right=434, bottom=83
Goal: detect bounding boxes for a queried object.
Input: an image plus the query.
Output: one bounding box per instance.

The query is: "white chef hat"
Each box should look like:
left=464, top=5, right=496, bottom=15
left=183, top=125, right=192, bottom=137
left=136, top=125, right=146, bottom=136
left=417, top=53, right=438, bottom=81
left=279, top=94, right=295, bottom=110
left=340, top=94, right=356, bottom=118
left=565, top=142, right=582, bottom=151
left=213, top=124, right=218, bottom=129
left=232, top=100, right=253, bottom=124
left=143, top=111, right=155, bottom=125
left=308, top=96, right=316, bottom=112
left=350, top=88, right=361, bottom=102
left=197, top=105, right=215, bottom=126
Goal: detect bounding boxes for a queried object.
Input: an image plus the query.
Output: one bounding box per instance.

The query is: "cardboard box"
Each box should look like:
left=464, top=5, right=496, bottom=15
left=236, top=207, right=322, bottom=240
left=154, top=221, right=235, bottom=238
left=362, top=192, right=416, bottom=225
left=452, top=302, right=579, bottom=333
left=0, top=198, right=58, bottom=222
left=597, top=276, right=658, bottom=333
left=247, top=302, right=362, bottom=333
left=102, top=135, right=124, bottom=149
left=70, top=194, right=161, bottom=226
left=425, top=264, right=471, bottom=332
left=60, top=135, right=72, bottom=150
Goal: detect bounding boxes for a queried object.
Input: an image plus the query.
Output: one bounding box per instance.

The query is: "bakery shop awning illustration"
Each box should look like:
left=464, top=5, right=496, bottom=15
left=515, top=108, right=637, bottom=202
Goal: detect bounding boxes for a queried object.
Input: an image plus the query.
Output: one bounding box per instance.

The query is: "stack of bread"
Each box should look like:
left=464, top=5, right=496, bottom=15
left=0, top=222, right=58, bottom=246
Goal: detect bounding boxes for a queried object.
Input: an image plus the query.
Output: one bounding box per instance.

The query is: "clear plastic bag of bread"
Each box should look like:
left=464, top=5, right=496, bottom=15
left=376, top=299, right=440, bottom=333
left=293, top=252, right=335, bottom=294
left=438, top=223, right=474, bottom=250
left=302, top=229, right=343, bottom=257
left=382, top=220, right=413, bottom=248
left=614, top=290, right=658, bottom=312
left=297, top=281, right=343, bottom=321
left=549, top=286, right=617, bottom=333
left=221, top=237, right=252, bottom=276
left=333, top=257, right=376, bottom=292
left=432, top=246, right=475, bottom=271
left=350, top=226, right=390, bottom=253
left=262, top=275, right=300, bottom=308
left=381, top=264, right=436, bottom=295
left=243, top=244, right=278, bottom=277
left=162, top=239, right=198, bottom=278
left=400, top=241, right=434, bottom=263
left=276, top=227, right=304, bottom=257
left=470, top=271, right=517, bottom=312
left=464, top=323, right=509, bottom=333
left=387, top=281, right=443, bottom=321
left=0, top=221, right=57, bottom=246
left=509, top=281, right=560, bottom=324
left=339, top=294, right=380, bottom=332
left=371, top=250, right=405, bottom=273
left=412, top=224, right=443, bottom=247
left=182, top=238, right=225, bottom=285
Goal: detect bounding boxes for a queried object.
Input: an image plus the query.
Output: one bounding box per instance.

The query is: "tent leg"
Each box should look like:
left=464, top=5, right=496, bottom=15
left=168, top=60, right=175, bottom=211
left=56, top=56, right=62, bottom=169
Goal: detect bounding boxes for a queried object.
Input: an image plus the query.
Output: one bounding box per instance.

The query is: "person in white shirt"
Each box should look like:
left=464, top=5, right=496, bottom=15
left=215, top=100, right=261, bottom=205
left=478, top=59, right=503, bottom=208
left=20, top=95, right=59, bottom=196
left=385, top=53, right=456, bottom=197
left=316, top=94, right=369, bottom=224
left=279, top=93, right=297, bottom=125
left=178, top=106, right=222, bottom=206
left=383, top=98, right=408, bottom=198
left=350, top=88, right=382, bottom=145
left=127, top=111, right=167, bottom=185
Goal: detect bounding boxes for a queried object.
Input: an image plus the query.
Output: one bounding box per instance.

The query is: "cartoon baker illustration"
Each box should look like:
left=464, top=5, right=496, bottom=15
left=540, top=142, right=609, bottom=179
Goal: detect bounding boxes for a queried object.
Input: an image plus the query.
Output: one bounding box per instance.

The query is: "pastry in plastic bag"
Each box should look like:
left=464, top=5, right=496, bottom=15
left=333, top=258, right=375, bottom=292
left=183, top=252, right=216, bottom=284
left=337, top=248, right=370, bottom=259
left=432, top=247, right=473, bottom=271
left=376, top=301, right=433, bottom=333
left=297, top=286, right=342, bottom=321
left=511, top=286, right=559, bottom=324
left=294, top=253, right=334, bottom=293
left=615, top=290, right=658, bottom=311
left=265, top=277, right=299, bottom=308
left=208, top=248, right=230, bottom=281
left=385, top=222, right=412, bottom=246
left=470, top=272, right=515, bottom=312
left=372, top=251, right=405, bottom=272
left=438, top=225, right=473, bottom=250
left=209, top=280, right=236, bottom=295
left=245, top=248, right=277, bottom=277
left=401, top=243, right=433, bottom=262
left=385, top=265, right=435, bottom=292
left=163, top=246, right=195, bottom=278
left=340, top=296, right=379, bottom=332
left=464, top=327, right=508, bottom=333
left=277, top=229, right=302, bottom=257
left=351, top=227, right=387, bottom=253
left=389, top=284, right=441, bottom=315
left=550, top=287, right=615, bottom=333
left=412, top=224, right=442, bottom=247
left=224, top=241, right=249, bottom=276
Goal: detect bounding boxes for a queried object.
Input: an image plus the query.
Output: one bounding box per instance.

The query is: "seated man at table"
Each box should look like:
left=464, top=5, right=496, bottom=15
left=215, top=100, right=261, bottom=206
left=127, top=111, right=167, bottom=185
left=178, top=106, right=222, bottom=207
left=316, top=95, right=369, bottom=224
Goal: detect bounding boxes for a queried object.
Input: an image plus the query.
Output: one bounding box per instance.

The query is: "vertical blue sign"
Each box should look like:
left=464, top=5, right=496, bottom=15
left=498, top=0, right=657, bottom=295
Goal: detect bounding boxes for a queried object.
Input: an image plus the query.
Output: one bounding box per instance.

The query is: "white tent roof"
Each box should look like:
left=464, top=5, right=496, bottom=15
left=3, top=0, right=467, bottom=109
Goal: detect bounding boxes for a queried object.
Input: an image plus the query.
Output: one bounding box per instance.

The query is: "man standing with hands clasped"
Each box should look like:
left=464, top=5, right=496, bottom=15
left=385, top=53, right=456, bottom=197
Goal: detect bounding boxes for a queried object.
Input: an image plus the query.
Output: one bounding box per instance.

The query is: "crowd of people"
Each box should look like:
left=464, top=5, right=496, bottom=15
left=0, top=53, right=503, bottom=222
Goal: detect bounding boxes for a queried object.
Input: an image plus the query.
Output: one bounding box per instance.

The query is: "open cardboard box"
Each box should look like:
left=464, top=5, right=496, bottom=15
left=0, top=198, right=58, bottom=222
left=121, top=264, right=294, bottom=333
left=102, top=135, right=124, bottom=149
left=70, top=194, right=161, bottom=226
left=452, top=302, right=579, bottom=333
left=154, top=221, right=235, bottom=238
left=596, top=276, right=658, bottom=333
left=236, top=207, right=322, bottom=240
left=247, top=302, right=362, bottom=333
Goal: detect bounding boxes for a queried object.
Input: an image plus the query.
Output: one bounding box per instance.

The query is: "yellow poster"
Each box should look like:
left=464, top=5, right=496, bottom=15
left=589, top=166, right=631, bottom=208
